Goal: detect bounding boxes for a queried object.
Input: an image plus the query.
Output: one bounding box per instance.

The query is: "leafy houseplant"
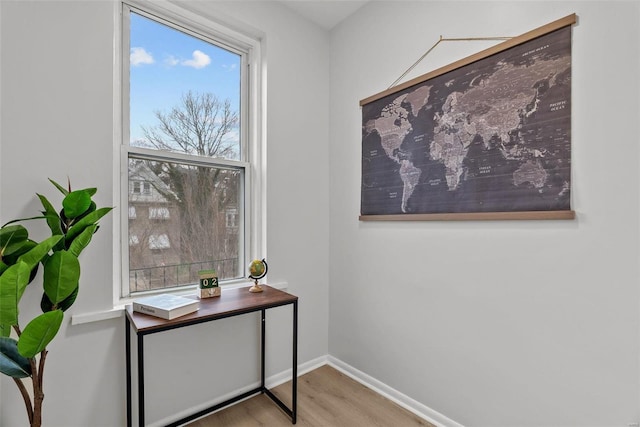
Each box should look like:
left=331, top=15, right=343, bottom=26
left=0, top=179, right=112, bottom=427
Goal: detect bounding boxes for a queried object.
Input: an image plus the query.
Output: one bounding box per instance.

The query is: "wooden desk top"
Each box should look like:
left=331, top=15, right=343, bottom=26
left=125, top=285, right=297, bottom=334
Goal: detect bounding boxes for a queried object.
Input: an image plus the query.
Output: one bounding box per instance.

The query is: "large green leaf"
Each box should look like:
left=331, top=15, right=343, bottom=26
left=74, top=201, right=96, bottom=223
left=48, top=178, right=69, bottom=196
left=0, top=225, right=29, bottom=257
left=4, top=244, right=40, bottom=286
left=65, top=207, right=113, bottom=244
left=2, top=215, right=49, bottom=228
left=63, top=190, right=92, bottom=219
left=0, top=261, right=31, bottom=325
left=68, top=224, right=96, bottom=257
left=0, top=323, right=11, bottom=338
left=79, top=187, right=97, bottom=197
left=16, top=235, right=63, bottom=270
left=0, top=260, right=8, bottom=276
left=37, top=193, right=63, bottom=238
left=17, top=310, right=63, bottom=358
left=0, top=337, right=32, bottom=378
left=43, top=251, right=80, bottom=304
left=2, top=239, right=37, bottom=266
left=41, top=286, right=78, bottom=312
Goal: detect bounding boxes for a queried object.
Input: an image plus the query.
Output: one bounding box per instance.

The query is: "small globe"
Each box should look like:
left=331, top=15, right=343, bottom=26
left=248, top=259, right=267, bottom=280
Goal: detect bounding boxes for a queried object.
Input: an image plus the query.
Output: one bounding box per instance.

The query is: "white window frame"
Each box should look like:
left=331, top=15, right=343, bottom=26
left=115, top=1, right=265, bottom=302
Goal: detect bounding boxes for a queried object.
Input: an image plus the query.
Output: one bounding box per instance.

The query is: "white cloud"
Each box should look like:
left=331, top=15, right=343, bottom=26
left=182, top=50, right=211, bottom=69
left=222, top=63, right=238, bottom=72
left=130, top=47, right=154, bottom=66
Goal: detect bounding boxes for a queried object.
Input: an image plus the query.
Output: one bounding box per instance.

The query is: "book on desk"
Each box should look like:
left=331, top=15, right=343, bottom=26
left=132, top=294, right=199, bottom=320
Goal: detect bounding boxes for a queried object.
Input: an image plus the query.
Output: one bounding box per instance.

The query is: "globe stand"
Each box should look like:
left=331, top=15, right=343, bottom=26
left=249, top=279, right=264, bottom=293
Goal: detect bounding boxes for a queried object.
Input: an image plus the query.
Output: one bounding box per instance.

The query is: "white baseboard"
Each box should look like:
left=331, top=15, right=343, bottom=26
left=151, top=354, right=462, bottom=427
left=327, top=356, right=464, bottom=427
left=149, top=381, right=261, bottom=427
left=266, top=354, right=328, bottom=388
left=150, top=355, right=328, bottom=427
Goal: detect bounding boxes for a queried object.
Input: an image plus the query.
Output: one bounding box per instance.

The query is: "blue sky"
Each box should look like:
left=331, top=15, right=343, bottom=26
left=129, top=12, right=241, bottom=144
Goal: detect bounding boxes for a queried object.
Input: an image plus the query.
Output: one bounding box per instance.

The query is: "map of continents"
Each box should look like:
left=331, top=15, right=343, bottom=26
left=361, top=26, right=572, bottom=216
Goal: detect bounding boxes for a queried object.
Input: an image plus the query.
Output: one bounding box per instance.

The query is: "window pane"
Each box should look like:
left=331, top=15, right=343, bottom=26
left=149, top=207, right=170, bottom=219
left=148, top=234, right=170, bottom=249
left=128, top=158, right=242, bottom=293
left=129, top=12, right=241, bottom=160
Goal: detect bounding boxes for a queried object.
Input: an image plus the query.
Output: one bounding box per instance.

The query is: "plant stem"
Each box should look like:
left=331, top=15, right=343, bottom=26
left=32, top=379, right=43, bottom=427
left=38, top=350, right=47, bottom=389
left=31, top=353, right=43, bottom=427
left=13, top=377, right=34, bottom=424
left=28, top=355, right=40, bottom=427
left=10, top=325, right=36, bottom=424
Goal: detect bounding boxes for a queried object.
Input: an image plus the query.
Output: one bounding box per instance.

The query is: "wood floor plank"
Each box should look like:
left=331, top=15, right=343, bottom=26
left=187, top=365, right=434, bottom=427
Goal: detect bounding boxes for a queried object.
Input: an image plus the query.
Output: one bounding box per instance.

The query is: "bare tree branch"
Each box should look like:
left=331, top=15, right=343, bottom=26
left=141, top=91, right=239, bottom=158
left=130, top=91, right=241, bottom=289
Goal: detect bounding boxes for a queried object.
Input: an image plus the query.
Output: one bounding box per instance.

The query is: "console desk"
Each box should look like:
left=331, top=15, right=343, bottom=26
left=125, top=285, right=298, bottom=426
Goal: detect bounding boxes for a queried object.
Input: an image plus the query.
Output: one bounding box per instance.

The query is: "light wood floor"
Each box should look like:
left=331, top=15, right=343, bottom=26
left=187, top=365, right=434, bottom=427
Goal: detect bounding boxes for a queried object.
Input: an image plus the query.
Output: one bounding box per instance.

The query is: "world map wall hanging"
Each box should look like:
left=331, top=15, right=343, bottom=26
left=360, top=14, right=577, bottom=221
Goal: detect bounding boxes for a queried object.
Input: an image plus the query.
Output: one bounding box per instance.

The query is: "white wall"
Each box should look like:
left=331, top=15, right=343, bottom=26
left=3, top=0, right=639, bottom=426
left=329, top=2, right=639, bottom=426
left=0, top=1, right=329, bottom=425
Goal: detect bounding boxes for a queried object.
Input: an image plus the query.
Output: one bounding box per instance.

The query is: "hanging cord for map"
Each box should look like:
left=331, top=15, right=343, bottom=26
left=388, top=36, right=514, bottom=90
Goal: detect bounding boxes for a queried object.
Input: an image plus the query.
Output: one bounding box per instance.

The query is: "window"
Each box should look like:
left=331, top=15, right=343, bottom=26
left=149, top=207, right=170, bottom=220
left=226, top=208, right=237, bottom=228
left=121, top=2, right=262, bottom=297
left=148, top=234, right=170, bottom=250
left=131, top=181, right=151, bottom=195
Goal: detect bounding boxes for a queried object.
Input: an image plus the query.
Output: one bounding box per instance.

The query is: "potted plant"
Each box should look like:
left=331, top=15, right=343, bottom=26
left=0, top=179, right=112, bottom=427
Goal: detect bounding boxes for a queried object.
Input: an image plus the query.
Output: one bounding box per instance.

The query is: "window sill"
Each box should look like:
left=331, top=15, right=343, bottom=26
left=70, top=281, right=288, bottom=326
